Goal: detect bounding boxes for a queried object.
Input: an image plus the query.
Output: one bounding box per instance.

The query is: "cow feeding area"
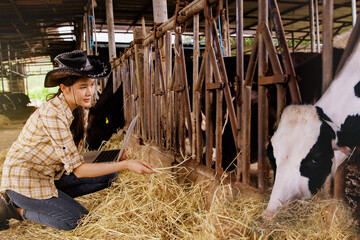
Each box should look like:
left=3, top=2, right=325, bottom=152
left=0, top=130, right=358, bottom=239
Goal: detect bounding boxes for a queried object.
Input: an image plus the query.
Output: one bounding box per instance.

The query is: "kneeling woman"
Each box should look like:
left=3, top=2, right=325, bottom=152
left=0, top=50, right=154, bottom=231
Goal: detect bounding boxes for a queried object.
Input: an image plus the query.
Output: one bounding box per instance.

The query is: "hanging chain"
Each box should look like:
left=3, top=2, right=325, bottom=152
left=174, top=1, right=188, bottom=34
left=204, top=0, right=221, bottom=22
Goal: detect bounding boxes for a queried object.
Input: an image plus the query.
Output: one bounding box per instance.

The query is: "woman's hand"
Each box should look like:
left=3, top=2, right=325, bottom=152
left=124, top=160, right=155, bottom=174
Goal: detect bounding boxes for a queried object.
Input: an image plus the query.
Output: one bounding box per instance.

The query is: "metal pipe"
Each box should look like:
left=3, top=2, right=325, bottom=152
left=269, top=0, right=302, bottom=104
left=236, top=0, right=244, bottom=182
left=7, top=44, right=12, bottom=92
left=322, top=0, right=334, bottom=94
left=258, top=0, right=268, bottom=192
left=143, top=0, right=219, bottom=46
left=315, top=0, right=321, bottom=53
left=309, top=0, right=316, bottom=52
left=152, top=0, right=168, bottom=24
left=0, top=41, right=4, bottom=92
left=205, top=10, right=214, bottom=168
left=165, top=32, right=172, bottom=148
left=105, top=0, right=117, bottom=88
left=352, top=0, right=357, bottom=26
left=193, top=13, right=201, bottom=162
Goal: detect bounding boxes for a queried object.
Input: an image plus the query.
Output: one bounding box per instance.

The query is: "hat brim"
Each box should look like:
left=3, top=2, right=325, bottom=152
left=44, top=56, right=111, bottom=87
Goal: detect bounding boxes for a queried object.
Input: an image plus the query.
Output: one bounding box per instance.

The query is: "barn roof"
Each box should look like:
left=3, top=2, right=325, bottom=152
left=0, top=0, right=357, bottom=60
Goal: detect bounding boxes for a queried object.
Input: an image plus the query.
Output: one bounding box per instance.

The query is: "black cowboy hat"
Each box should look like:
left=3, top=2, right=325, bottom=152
left=44, top=50, right=111, bottom=87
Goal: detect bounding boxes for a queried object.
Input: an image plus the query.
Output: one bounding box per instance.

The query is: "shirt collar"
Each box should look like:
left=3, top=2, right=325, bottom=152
left=54, top=93, right=74, bottom=124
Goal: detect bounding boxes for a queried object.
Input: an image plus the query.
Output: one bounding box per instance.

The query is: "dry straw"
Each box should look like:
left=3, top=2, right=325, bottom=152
left=0, top=130, right=358, bottom=239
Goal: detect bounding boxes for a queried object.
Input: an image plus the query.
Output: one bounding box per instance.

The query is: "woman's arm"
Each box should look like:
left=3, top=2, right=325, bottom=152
left=73, top=160, right=154, bottom=178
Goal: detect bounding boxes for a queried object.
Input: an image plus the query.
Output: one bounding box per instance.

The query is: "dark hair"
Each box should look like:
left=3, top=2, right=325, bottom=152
left=47, top=75, right=85, bottom=148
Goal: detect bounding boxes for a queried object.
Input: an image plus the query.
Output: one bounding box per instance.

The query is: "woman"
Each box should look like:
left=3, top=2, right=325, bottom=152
left=0, top=50, right=154, bottom=231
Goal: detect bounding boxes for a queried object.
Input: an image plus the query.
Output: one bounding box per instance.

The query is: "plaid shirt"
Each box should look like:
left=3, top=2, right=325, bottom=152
left=1, top=94, right=85, bottom=199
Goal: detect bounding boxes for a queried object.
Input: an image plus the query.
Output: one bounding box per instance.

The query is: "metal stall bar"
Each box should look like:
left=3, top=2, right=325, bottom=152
left=259, top=23, right=287, bottom=120
left=193, top=13, right=202, bottom=163
left=322, top=0, right=334, bottom=94
left=134, top=27, right=147, bottom=139
left=204, top=5, right=214, bottom=168
left=0, top=41, right=4, bottom=92
left=105, top=0, right=116, bottom=89
left=241, top=33, right=259, bottom=184
left=269, top=0, right=301, bottom=104
left=257, top=0, right=268, bottom=192
left=236, top=0, right=244, bottom=183
left=309, top=0, right=316, bottom=52
left=165, top=32, right=172, bottom=149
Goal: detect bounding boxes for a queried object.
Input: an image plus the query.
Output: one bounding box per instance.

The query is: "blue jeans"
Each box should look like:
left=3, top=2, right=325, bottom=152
left=6, top=172, right=118, bottom=231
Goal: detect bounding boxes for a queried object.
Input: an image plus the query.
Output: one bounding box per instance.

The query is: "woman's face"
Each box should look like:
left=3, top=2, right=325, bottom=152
left=61, top=77, right=95, bottom=110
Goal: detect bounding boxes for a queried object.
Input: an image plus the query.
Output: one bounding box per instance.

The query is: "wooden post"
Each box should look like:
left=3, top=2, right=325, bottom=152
left=322, top=0, right=333, bottom=94
left=105, top=0, right=117, bottom=89
left=236, top=0, right=245, bottom=182
left=258, top=0, right=269, bottom=192
left=205, top=12, right=214, bottom=168
left=152, top=0, right=168, bottom=24
left=134, top=27, right=146, bottom=139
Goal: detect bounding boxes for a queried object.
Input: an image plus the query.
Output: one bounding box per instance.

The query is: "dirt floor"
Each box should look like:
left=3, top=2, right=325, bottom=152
left=0, top=107, right=36, bottom=151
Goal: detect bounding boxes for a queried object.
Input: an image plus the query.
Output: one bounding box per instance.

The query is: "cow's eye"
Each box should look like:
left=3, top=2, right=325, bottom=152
left=312, top=159, right=317, bottom=164
left=105, top=117, right=109, bottom=124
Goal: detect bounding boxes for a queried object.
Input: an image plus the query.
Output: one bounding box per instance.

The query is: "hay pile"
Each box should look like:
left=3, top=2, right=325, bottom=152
left=0, top=131, right=358, bottom=239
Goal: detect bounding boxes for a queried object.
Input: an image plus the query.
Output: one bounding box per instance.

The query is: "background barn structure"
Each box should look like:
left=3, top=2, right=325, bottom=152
left=0, top=0, right=359, bottom=205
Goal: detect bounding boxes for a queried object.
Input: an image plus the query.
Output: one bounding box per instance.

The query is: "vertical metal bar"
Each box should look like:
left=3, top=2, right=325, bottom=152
left=269, top=0, right=302, bottom=104
left=0, top=41, right=4, bottom=92
left=209, top=48, right=223, bottom=174
left=84, top=8, right=90, bottom=55
left=322, top=0, right=333, bottom=94
left=134, top=27, right=146, bottom=139
left=91, top=0, right=98, bottom=55
left=352, top=0, right=357, bottom=26
left=315, top=0, right=321, bottom=53
left=193, top=13, right=201, bottom=161
left=309, top=0, right=316, bottom=52
left=236, top=0, right=244, bottom=182
left=7, top=44, right=12, bottom=93
left=165, top=32, right=172, bottom=148
left=105, top=0, right=116, bottom=89
left=14, top=51, right=18, bottom=92
left=179, top=37, right=193, bottom=151
left=226, top=0, right=231, bottom=56
left=148, top=45, right=154, bottom=140
left=291, top=32, right=295, bottom=53
left=242, top=34, right=258, bottom=186
left=260, top=23, right=286, bottom=120
left=258, top=0, right=269, bottom=192
left=205, top=14, right=214, bottom=168
left=211, top=22, right=238, bottom=145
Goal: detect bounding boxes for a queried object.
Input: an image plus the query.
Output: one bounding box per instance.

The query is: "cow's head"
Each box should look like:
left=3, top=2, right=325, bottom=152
left=86, top=78, right=125, bottom=150
left=264, top=105, right=347, bottom=216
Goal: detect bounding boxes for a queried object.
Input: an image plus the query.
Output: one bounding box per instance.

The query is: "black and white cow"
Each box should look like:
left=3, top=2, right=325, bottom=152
left=264, top=39, right=360, bottom=216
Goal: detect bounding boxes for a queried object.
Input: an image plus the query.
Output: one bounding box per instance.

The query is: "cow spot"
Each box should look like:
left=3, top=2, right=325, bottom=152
left=300, top=121, right=335, bottom=194
left=337, top=114, right=360, bottom=148
left=354, top=81, right=360, bottom=98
